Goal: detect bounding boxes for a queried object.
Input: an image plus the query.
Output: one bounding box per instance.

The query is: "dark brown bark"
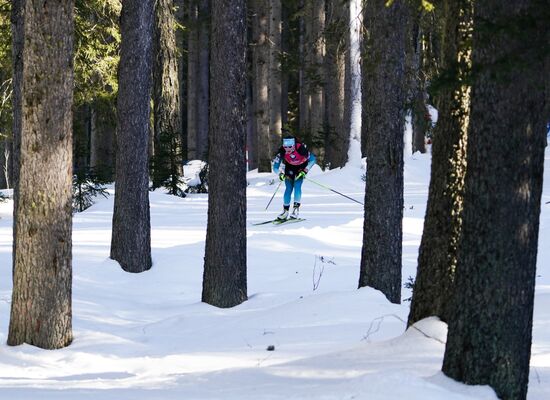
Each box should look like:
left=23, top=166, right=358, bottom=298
left=358, top=0, right=407, bottom=304
left=442, top=2, right=547, bottom=399
left=202, top=0, right=247, bottom=308
left=110, top=0, right=153, bottom=273
left=407, top=0, right=472, bottom=327
left=324, top=0, right=349, bottom=168
left=8, top=0, right=74, bottom=349
left=152, top=0, right=183, bottom=188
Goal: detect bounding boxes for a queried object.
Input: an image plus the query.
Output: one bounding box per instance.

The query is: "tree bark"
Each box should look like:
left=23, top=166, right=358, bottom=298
left=89, top=101, right=116, bottom=181
left=196, top=0, right=210, bottom=160
left=8, top=0, right=74, bottom=349
left=358, top=0, right=407, bottom=304
left=152, top=0, right=183, bottom=188
left=202, top=0, right=247, bottom=308
left=407, top=0, right=472, bottom=327
left=110, top=0, right=153, bottom=273
left=175, top=0, right=187, bottom=159
left=324, top=0, right=349, bottom=168
left=269, top=0, right=282, bottom=155
left=251, top=0, right=271, bottom=172
left=442, top=2, right=547, bottom=399
left=186, top=1, right=199, bottom=159
left=301, top=0, right=325, bottom=160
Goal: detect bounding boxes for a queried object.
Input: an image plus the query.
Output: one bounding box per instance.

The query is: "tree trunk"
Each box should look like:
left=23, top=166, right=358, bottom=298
left=8, top=0, right=74, bottom=349
left=152, top=0, right=183, bottom=189
left=442, top=2, right=547, bottom=399
left=407, top=0, right=472, bottom=327
left=269, top=0, right=282, bottom=154
left=175, top=0, right=187, bottom=160
left=301, top=0, right=325, bottom=161
left=202, top=0, right=247, bottom=308
left=246, top=75, right=258, bottom=170
left=0, top=139, right=11, bottom=189
left=89, top=101, right=116, bottom=181
left=346, top=0, right=362, bottom=166
left=324, top=0, right=349, bottom=168
left=358, top=0, right=407, bottom=304
left=110, top=0, right=153, bottom=273
left=186, top=1, right=199, bottom=159
left=251, top=0, right=271, bottom=172
left=409, top=14, right=427, bottom=155
left=196, top=0, right=210, bottom=160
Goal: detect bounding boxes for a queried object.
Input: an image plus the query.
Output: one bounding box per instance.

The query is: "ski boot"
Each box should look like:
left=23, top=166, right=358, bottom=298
left=276, top=206, right=290, bottom=221
left=290, top=202, right=300, bottom=219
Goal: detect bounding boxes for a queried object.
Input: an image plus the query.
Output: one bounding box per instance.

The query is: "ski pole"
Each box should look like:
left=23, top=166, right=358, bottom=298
left=304, top=176, right=364, bottom=206
left=265, top=180, right=283, bottom=210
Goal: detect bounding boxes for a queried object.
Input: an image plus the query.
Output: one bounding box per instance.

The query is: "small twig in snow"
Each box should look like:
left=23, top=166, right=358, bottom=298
left=362, top=314, right=446, bottom=345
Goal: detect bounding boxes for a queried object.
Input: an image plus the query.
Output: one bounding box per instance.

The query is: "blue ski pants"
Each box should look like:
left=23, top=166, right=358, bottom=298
left=283, top=177, right=303, bottom=206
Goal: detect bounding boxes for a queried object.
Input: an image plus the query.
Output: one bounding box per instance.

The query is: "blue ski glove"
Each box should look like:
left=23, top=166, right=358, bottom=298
left=296, top=170, right=307, bottom=180
left=279, top=172, right=286, bottom=181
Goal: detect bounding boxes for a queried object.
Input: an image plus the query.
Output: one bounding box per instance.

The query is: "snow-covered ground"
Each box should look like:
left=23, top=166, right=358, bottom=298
left=0, top=148, right=548, bottom=400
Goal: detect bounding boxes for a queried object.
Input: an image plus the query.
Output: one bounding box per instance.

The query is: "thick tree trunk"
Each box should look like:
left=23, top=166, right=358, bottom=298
left=110, top=0, right=153, bottom=273
left=202, top=0, right=247, bottom=308
left=407, top=0, right=472, bottom=327
left=251, top=0, right=271, bottom=172
left=358, top=0, right=407, bottom=304
left=8, top=0, right=74, bottom=349
left=152, top=0, right=183, bottom=188
left=442, top=2, right=547, bottom=399
left=324, top=0, right=349, bottom=168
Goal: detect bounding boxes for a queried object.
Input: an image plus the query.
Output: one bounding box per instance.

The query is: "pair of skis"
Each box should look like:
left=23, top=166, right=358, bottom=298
left=252, top=217, right=305, bottom=226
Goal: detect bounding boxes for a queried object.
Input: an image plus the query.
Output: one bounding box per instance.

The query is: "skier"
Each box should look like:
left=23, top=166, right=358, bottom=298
left=272, top=136, right=316, bottom=220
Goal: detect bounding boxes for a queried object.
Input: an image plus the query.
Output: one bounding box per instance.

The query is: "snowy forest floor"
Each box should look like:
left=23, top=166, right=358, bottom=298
left=0, top=148, right=549, bottom=400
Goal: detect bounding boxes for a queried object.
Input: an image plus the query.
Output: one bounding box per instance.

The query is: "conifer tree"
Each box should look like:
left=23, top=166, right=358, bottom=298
left=358, top=0, right=407, bottom=304
left=152, top=0, right=183, bottom=194
left=110, top=0, right=154, bottom=273
left=407, top=0, right=472, bottom=327
left=442, top=1, right=548, bottom=398
left=202, top=0, right=247, bottom=308
left=8, top=0, right=74, bottom=349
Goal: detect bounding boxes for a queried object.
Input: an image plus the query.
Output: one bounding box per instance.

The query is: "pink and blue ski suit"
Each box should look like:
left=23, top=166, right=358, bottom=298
left=272, top=139, right=316, bottom=207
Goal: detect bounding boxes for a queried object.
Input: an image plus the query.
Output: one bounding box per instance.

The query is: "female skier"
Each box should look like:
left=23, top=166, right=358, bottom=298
left=272, top=136, right=316, bottom=220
